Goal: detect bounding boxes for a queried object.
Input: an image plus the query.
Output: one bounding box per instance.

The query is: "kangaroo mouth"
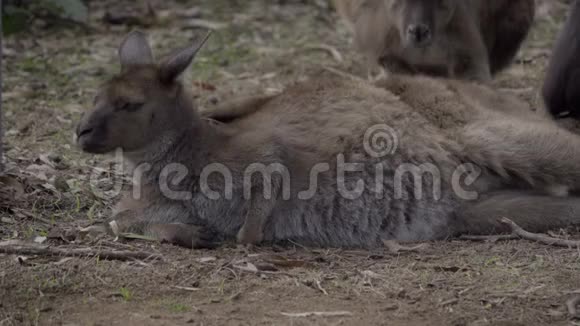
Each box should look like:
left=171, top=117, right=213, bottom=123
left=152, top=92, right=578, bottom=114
left=406, top=37, right=433, bottom=49
left=76, top=134, right=112, bottom=154
left=75, top=122, right=115, bottom=154
left=80, top=143, right=111, bottom=154
left=412, top=41, right=432, bottom=49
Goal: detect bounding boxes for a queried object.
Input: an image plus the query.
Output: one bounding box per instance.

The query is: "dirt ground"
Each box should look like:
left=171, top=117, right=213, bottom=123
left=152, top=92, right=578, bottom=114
left=1, top=0, right=580, bottom=325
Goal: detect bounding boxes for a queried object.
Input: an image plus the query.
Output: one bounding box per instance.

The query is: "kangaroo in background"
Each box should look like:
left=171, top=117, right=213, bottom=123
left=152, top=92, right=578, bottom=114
left=542, top=0, right=580, bottom=120
left=333, top=0, right=535, bottom=82
left=75, top=31, right=580, bottom=249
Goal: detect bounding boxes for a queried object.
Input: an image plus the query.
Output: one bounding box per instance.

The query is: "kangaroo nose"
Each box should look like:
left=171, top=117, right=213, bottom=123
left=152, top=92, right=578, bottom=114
left=407, top=24, right=432, bottom=47
left=75, top=112, right=98, bottom=140
left=77, top=125, right=94, bottom=138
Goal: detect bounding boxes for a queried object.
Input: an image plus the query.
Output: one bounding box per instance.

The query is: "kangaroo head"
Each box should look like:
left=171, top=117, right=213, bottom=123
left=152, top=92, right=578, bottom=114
left=388, top=0, right=456, bottom=48
left=75, top=30, right=211, bottom=154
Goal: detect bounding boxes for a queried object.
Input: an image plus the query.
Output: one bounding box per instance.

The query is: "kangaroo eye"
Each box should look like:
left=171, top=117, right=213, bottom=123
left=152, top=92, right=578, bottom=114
left=115, top=100, right=144, bottom=112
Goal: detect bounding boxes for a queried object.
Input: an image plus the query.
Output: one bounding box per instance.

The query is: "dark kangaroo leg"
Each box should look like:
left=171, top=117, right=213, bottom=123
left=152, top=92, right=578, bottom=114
left=107, top=210, right=220, bottom=249
left=145, top=223, right=220, bottom=249
left=542, top=0, right=580, bottom=118
left=460, top=117, right=580, bottom=190
left=488, top=0, right=535, bottom=75
left=565, top=70, right=580, bottom=119
left=452, top=191, right=580, bottom=236
left=452, top=8, right=492, bottom=82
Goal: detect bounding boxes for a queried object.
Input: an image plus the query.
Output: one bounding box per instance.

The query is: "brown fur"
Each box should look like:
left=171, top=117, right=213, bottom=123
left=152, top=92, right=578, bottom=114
left=75, top=31, right=580, bottom=248
left=333, top=0, right=535, bottom=81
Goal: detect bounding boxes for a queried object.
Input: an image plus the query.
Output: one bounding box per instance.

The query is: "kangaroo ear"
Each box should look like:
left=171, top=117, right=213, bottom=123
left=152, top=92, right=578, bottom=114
left=158, top=30, right=212, bottom=84
left=118, top=30, right=154, bottom=69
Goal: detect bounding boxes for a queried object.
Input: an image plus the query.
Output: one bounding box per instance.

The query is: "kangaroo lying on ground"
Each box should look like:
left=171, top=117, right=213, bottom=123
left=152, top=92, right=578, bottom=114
left=76, top=31, right=580, bottom=248
left=333, top=0, right=535, bottom=82
left=543, top=0, right=580, bottom=120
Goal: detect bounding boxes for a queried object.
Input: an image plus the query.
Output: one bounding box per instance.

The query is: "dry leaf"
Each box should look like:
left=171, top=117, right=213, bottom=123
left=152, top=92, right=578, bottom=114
left=1, top=217, right=15, bottom=224
left=234, top=262, right=259, bottom=273
left=0, top=175, right=25, bottom=200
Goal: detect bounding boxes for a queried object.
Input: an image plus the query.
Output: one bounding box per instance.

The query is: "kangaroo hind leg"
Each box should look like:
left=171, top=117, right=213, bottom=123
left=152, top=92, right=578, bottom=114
left=452, top=191, right=580, bottom=236
left=461, top=118, right=580, bottom=193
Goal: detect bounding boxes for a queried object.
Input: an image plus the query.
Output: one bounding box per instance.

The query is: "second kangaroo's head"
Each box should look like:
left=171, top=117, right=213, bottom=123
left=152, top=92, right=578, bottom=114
left=75, top=30, right=210, bottom=154
left=388, top=0, right=456, bottom=48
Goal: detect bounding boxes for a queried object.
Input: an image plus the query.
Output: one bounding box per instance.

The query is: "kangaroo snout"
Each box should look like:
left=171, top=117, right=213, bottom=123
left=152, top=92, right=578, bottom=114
left=406, top=23, right=432, bottom=47
left=75, top=113, right=109, bottom=154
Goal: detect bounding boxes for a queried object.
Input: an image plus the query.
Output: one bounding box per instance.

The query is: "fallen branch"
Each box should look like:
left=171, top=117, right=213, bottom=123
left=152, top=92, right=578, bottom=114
left=499, top=218, right=580, bottom=248
left=0, top=241, right=162, bottom=261
left=280, top=311, right=353, bottom=318
left=568, top=296, right=580, bottom=319
left=459, top=234, right=519, bottom=243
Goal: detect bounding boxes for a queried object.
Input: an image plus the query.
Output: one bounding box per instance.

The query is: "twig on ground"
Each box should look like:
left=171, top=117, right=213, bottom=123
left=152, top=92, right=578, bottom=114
left=182, top=19, right=226, bottom=30
left=286, top=239, right=313, bottom=252
left=316, top=280, right=328, bottom=295
left=458, top=286, right=474, bottom=296
left=14, top=209, right=54, bottom=225
left=173, top=286, right=201, bottom=292
left=0, top=241, right=162, bottom=261
left=567, top=296, right=580, bottom=319
left=321, top=66, right=366, bottom=83
left=440, top=298, right=459, bottom=307
left=280, top=311, right=353, bottom=318
left=303, top=44, right=344, bottom=63
left=500, top=217, right=580, bottom=248
left=523, top=284, right=546, bottom=295
left=233, top=262, right=294, bottom=277
left=382, top=240, right=428, bottom=254
left=459, top=234, right=519, bottom=243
